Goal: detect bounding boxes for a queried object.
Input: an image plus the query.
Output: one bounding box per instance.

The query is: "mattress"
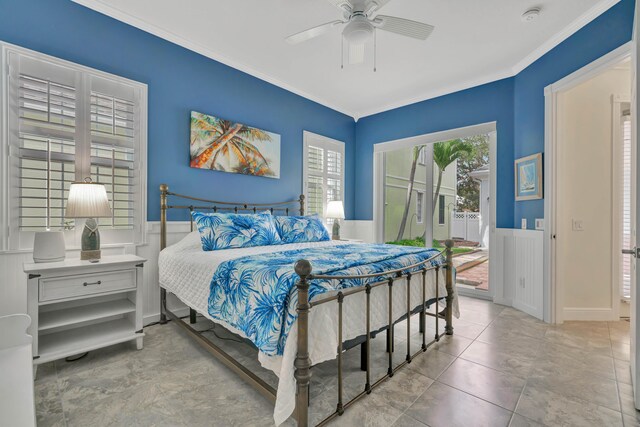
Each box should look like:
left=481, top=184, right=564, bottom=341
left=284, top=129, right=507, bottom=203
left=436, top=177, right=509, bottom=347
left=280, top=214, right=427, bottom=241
left=158, top=232, right=459, bottom=425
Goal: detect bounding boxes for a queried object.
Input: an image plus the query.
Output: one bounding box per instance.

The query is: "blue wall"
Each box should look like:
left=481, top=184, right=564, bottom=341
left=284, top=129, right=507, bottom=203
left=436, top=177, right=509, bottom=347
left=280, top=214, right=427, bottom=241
left=355, top=78, right=516, bottom=227
left=0, top=0, right=357, bottom=221
left=354, top=0, right=634, bottom=228
left=0, top=0, right=635, bottom=227
left=513, top=0, right=635, bottom=228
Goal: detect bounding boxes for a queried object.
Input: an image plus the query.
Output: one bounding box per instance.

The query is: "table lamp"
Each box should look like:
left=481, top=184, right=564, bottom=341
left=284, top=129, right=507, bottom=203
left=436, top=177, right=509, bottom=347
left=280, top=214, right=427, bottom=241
left=326, top=200, right=345, bottom=240
left=65, top=178, right=112, bottom=261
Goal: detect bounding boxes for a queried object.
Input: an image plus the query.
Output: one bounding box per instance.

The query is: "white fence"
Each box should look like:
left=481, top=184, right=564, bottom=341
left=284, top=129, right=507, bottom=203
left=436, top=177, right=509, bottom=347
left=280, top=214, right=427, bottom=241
left=451, top=211, right=481, bottom=243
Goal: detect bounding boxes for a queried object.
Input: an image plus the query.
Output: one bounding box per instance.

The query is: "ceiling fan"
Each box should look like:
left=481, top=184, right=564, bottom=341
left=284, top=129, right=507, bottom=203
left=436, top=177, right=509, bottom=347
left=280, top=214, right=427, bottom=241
left=285, top=0, right=434, bottom=68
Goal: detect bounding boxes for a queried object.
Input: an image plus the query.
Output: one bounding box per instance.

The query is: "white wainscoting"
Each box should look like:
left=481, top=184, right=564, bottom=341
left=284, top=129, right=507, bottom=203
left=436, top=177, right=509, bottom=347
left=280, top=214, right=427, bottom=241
left=493, top=228, right=544, bottom=320
left=341, top=220, right=375, bottom=242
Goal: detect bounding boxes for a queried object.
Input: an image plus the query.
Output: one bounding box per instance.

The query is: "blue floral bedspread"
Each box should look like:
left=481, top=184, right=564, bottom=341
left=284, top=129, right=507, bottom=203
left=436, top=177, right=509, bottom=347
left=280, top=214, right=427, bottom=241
left=207, top=243, right=445, bottom=356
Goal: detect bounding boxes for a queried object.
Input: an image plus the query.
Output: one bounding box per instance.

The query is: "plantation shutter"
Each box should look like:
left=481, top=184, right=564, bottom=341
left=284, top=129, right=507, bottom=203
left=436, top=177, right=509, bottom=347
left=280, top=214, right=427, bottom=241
left=621, top=113, right=632, bottom=299
left=303, top=132, right=345, bottom=223
left=9, top=53, right=80, bottom=232
left=89, top=76, right=139, bottom=230
left=4, top=45, right=146, bottom=250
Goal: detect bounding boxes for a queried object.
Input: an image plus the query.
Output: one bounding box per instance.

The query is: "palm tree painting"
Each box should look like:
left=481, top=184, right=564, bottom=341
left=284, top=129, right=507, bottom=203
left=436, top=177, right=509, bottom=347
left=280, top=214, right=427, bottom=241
left=190, top=111, right=280, bottom=179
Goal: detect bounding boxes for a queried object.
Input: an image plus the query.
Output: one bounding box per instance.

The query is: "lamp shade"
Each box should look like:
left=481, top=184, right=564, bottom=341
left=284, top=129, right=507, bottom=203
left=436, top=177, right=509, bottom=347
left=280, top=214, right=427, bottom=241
left=325, top=201, right=345, bottom=219
left=65, top=181, right=112, bottom=218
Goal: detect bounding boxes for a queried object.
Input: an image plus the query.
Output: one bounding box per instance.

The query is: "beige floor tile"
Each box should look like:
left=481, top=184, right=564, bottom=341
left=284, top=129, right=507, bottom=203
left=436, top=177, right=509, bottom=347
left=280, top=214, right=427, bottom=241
left=405, top=381, right=512, bottom=427
left=438, top=358, right=525, bottom=410
left=460, top=340, right=538, bottom=378
left=516, top=382, right=623, bottom=427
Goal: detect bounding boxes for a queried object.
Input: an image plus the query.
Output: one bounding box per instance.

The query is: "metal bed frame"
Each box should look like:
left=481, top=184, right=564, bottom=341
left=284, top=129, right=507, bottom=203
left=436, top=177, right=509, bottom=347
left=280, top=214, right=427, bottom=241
left=158, top=184, right=455, bottom=426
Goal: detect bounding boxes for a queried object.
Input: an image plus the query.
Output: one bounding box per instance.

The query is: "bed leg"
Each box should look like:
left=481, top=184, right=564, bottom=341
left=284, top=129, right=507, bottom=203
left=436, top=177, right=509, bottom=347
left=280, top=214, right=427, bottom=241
left=294, top=260, right=312, bottom=427
left=419, top=311, right=425, bottom=333
left=360, top=342, right=367, bottom=371
left=189, top=308, right=197, bottom=324
left=159, top=287, right=168, bottom=325
left=444, top=240, right=454, bottom=336
left=386, top=327, right=394, bottom=353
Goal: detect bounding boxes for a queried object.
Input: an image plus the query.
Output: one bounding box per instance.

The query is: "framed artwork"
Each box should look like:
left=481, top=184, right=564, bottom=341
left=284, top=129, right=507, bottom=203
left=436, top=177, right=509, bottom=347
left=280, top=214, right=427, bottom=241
left=515, top=153, right=542, bottom=201
left=189, top=111, right=281, bottom=179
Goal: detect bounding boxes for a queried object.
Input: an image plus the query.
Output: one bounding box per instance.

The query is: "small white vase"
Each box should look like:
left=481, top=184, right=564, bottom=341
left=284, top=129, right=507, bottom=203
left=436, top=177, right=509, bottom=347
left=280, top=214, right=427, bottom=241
left=33, top=231, right=66, bottom=263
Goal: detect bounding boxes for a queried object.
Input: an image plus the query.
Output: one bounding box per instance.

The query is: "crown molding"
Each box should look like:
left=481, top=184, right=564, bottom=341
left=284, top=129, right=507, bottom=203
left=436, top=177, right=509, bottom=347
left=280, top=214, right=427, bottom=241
left=73, top=0, right=620, bottom=122
left=510, top=0, right=621, bottom=75
left=353, top=68, right=514, bottom=120
left=71, top=0, right=357, bottom=120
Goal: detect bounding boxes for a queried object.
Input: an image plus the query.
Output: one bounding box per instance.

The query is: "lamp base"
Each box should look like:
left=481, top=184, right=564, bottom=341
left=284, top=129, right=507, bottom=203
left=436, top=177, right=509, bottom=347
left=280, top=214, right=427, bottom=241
left=81, top=218, right=101, bottom=261
left=80, top=249, right=101, bottom=261
left=332, top=220, right=341, bottom=240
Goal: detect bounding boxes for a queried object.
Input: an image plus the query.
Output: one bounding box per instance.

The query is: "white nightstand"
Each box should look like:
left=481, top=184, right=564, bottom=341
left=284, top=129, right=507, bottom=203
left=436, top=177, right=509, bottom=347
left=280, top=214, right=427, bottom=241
left=23, top=254, right=146, bottom=365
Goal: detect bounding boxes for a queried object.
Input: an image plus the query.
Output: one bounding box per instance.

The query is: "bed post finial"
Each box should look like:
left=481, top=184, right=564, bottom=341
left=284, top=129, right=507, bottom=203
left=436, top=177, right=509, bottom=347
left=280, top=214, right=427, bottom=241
left=294, top=259, right=312, bottom=427
left=299, top=194, right=305, bottom=216
left=444, top=239, right=454, bottom=335
left=160, top=184, right=169, bottom=325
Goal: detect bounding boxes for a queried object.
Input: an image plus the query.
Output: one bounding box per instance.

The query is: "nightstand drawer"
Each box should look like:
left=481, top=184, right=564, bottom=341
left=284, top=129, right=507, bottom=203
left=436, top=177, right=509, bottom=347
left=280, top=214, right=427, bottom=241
left=39, top=269, right=136, bottom=302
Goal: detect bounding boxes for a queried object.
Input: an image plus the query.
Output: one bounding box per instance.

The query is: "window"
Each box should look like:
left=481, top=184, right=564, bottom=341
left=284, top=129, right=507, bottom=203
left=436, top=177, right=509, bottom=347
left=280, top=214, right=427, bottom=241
left=416, top=192, right=424, bottom=224
left=1, top=44, right=147, bottom=250
left=439, top=195, right=446, bottom=225
left=303, top=131, right=345, bottom=226
left=417, top=145, right=427, bottom=165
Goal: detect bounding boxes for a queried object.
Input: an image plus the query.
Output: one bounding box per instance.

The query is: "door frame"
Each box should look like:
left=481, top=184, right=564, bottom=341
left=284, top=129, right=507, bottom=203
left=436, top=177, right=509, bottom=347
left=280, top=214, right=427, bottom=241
left=543, top=41, right=632, bottom=324
left=372, top=122, right=497, bottom=299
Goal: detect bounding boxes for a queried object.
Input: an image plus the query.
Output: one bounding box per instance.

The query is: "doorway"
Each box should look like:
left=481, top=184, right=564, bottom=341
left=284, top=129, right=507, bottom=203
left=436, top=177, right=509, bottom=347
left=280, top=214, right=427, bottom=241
left=373, top=123, right=497, bottom=300
left=545, top=44, right=633, bottom=323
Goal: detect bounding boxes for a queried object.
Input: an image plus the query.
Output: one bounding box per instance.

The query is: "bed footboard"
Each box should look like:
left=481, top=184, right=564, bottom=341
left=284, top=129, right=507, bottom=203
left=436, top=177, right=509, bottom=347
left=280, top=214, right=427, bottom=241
left=293, top=240, right=455, bottom=427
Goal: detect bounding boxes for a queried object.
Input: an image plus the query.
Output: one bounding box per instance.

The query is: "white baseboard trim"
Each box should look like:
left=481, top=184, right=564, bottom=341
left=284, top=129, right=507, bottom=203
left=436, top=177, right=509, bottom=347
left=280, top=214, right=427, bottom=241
left=563, top=307, right=616, bottom=321
left=144, top=307, right=190, bottom=326
left=492, top=296, right=513, bottom=307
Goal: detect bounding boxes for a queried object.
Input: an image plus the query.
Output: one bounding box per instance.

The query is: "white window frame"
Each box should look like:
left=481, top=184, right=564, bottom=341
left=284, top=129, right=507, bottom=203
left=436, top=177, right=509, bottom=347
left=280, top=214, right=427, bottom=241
left=0, top=42, right=148, bottom=252
left=416, top=191, right=424, bottom=224
left=302, top=131, right=345, bottom=224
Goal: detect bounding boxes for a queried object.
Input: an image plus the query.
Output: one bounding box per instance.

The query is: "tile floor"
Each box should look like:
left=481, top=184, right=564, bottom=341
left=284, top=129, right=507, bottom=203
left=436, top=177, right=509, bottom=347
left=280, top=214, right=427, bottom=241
left=35, top=296, right=639, bottom=427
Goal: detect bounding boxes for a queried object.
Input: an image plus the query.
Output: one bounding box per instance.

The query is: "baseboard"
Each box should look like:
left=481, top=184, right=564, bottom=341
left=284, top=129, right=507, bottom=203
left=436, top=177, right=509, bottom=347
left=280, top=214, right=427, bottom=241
left=563, top=307, right=616, bottom=321
left=144, top=307, right=190, bottom=326
left=492, top=296, right=513, bottom=307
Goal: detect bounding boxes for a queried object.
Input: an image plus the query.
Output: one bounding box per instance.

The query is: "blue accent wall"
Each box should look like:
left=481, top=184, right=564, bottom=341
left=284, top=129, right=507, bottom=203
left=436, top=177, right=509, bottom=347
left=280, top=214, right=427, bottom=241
left=355, top=78, right=516, bottom=227
left=354, top=0, right=634, bottom=227
left=513, top=0, right=634, bottom=228
left=0, top=0, right=356, bottom=221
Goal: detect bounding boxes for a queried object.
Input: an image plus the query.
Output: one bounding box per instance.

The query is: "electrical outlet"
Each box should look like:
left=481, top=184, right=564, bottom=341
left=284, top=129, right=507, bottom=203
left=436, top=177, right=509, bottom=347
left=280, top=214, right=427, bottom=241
left=535, top=218, right=544, bottom=230
left=521, top=218, right=527, bottom=230
left=572, top=219, right=584, bottom=231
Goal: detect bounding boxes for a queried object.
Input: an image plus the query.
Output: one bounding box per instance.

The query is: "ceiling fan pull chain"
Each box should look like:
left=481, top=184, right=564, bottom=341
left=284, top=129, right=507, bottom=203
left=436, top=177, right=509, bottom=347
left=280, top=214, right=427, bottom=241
left=373, top=28, right=377, bottom=72
left=341, top=35, right=344, bottom=69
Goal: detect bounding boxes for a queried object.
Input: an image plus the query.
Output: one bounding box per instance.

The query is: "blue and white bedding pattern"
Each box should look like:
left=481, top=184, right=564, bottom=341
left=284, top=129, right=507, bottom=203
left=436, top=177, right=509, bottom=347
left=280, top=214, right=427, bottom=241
left=274, top=214, right=331, bottom=243
left=207, top=243, right=444, bottom=356
left=192, top=211, right=282, bottom=250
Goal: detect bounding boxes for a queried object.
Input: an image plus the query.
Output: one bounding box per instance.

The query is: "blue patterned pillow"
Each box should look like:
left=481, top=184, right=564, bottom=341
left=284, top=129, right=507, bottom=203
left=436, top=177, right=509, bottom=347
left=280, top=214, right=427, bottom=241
left=274, top=215, right=331, bottom=244
left=192, top=211, right=282, bottom=251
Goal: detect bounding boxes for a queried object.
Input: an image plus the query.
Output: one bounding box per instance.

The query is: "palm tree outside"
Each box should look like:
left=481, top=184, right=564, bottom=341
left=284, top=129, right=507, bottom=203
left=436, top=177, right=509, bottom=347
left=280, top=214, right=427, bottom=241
left=394, top=139, right=472, bottom=243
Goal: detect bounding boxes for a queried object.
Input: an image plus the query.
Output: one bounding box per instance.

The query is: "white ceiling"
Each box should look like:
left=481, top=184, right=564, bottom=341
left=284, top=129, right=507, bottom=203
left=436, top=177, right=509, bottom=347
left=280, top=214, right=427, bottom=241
left=73, top=0, right=618, bottom=120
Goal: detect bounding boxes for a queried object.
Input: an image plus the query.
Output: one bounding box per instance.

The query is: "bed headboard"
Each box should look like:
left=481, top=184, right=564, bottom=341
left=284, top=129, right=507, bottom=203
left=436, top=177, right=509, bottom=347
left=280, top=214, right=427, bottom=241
left=159, top=184, right=305, bottom=250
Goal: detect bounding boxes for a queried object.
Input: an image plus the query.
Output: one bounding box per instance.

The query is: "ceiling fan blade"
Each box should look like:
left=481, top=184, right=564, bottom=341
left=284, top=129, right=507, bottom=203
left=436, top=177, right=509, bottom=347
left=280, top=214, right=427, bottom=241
left=285, top=20, right=344, bottom=44
left=364, top=0, right=392, bottom=15
left=375, top=15, right=434, bottom=40
left=348, top=42, right=365, bottom=64
left=325, top=0, right=353, bottom=13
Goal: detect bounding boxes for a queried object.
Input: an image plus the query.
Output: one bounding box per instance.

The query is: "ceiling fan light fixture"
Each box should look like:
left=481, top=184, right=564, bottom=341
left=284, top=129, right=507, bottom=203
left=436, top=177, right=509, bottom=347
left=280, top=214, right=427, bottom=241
left=343, top=15, right=373, bottom=44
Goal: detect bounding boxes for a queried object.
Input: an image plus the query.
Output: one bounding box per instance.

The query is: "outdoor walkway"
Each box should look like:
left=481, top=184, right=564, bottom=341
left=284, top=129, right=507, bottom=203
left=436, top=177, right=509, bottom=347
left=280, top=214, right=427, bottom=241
left=455, top=249, right=489, bottom=291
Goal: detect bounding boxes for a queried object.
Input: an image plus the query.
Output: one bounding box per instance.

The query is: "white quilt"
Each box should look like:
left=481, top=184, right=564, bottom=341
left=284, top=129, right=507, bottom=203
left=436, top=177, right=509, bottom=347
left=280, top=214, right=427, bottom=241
left=158, top=232, right=459, bottom=425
